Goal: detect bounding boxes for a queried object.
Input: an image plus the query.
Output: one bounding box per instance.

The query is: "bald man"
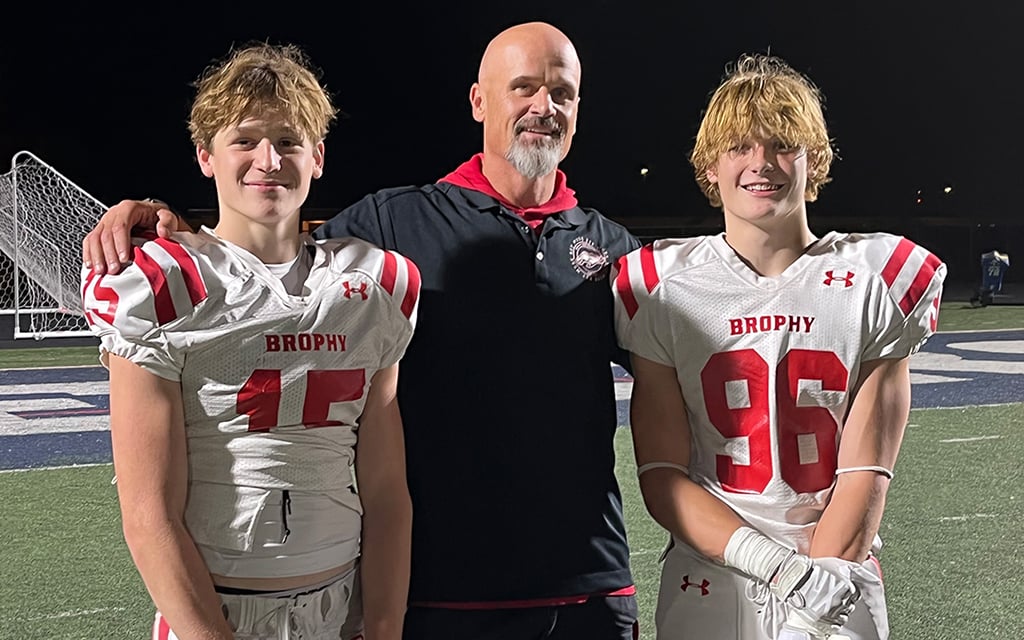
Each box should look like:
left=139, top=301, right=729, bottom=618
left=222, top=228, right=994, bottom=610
left=83, top=22, right=642, bottom=640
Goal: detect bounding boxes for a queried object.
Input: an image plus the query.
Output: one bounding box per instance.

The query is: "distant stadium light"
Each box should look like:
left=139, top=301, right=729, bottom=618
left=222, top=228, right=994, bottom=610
left=640, top=167, right=649, bottom=177
left=944, top=185, right=953, bottom=194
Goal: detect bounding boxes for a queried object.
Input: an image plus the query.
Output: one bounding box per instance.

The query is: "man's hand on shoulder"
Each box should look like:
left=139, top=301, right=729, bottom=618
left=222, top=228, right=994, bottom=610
left=82, top=199, right=192, bottom=275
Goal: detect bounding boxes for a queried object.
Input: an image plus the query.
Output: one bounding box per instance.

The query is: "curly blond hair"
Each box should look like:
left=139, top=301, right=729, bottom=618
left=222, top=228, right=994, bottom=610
left=690, top=54, right=834, bottom=208
left=189, top=42, right=337, bottom=150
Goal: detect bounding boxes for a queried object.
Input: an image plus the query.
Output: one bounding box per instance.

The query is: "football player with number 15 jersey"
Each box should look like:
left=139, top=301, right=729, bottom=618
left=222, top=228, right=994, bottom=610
left=81, top=44, right=417, bottom=640
left=613, top=55, right=944, bottom=640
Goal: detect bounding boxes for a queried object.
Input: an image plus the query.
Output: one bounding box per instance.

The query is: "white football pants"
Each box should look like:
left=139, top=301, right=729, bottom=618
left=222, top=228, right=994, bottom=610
left=151, top=565, right=363, bottom=640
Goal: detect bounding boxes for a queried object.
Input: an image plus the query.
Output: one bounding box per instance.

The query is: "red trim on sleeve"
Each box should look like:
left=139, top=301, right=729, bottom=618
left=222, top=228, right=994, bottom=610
left=869, top=554, right=884, bottom=580
left=615, top=255, right=639, bottom=319
left=154, top=238, right=207, bottom=305
left=153, top=612, right=172, bottom=640
left=639, top=244, right=659, bottom=293
left=132, top=246, right=177, bottom=325
left=380, top=251, right=398, bottom=295
left=899, top=251, right=942, bottom=315
left=880, top=237, right=915, bottom=288
left=400, top=256, right=420, bottom=319
left=615, top=245, right=659, bottom=321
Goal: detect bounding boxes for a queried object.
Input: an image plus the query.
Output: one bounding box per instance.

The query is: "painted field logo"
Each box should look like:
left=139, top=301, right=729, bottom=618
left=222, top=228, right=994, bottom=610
left=569, top=237, right=610, bottom=281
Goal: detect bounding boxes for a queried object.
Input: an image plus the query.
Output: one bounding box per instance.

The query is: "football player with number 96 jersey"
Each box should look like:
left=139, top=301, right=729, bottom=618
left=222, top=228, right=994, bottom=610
left=81, top=44, right=417, bottom=640
left=613, top=54, right=944, bottom=640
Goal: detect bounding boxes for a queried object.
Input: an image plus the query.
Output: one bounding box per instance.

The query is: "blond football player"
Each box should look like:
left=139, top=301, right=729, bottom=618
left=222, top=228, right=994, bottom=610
left=82, top=43, right=417, bottom=640
left=613, top=54, right=944, bottom=640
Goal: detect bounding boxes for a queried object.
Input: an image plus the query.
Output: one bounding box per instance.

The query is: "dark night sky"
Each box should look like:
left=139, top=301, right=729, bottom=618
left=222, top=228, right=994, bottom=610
left=2, top=2, right=1020, bottom=225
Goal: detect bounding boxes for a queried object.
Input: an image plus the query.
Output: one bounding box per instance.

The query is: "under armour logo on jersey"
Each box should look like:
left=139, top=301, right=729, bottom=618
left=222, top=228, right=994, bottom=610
left=680, top=575, right=710, bottom=596
left=342, top=281, right=368, bottom=300
left=823, top=270, right=855, bottom=288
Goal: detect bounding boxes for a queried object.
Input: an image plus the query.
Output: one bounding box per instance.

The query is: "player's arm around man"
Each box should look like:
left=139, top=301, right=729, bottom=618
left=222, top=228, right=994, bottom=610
left=82, top=199, right=187, bottom=275
left=353, top=363, right=413, bottom=640
left=107, top=355, right=235, bottom=639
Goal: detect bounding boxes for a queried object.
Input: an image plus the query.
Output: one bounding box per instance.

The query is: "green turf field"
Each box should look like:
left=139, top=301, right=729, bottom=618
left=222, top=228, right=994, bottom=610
left=0, top=345, right=101, bottom=370
left=3, top=403, right=1022, bottom=639
left=0, top=465, right=150, bottom=639
left=1, top=301, right=1021, bottom=638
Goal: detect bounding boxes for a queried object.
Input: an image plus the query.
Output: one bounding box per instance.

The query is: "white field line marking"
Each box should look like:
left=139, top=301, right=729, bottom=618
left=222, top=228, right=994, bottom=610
left=938, top=328, right=1024, bottom=334
left=937, top=514, right=1000, bottom=522
left=914, top=402, right=1024, bottom=411
left=0, top=365, right=102, bottom=373
left=0, top=397, right=97, bottom=411
left=629, top=549, right=664, bottom=557
left=0, top=462, right=112, bottom=474
left=23, top=606, right=126, bottom=622
left=938, top=435, right=1005, bottom=443
left=0, top=380, right=110, bottom=396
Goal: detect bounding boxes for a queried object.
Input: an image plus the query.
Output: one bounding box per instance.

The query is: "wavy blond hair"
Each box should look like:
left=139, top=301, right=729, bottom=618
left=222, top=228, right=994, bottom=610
left=690, top=54, right=834, bottom=208
left=189, top=42, right=337, bottom=150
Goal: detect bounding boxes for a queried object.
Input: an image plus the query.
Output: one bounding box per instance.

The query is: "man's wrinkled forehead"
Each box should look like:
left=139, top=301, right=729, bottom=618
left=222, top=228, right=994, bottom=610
left=479, top=35, right=580, bottom=84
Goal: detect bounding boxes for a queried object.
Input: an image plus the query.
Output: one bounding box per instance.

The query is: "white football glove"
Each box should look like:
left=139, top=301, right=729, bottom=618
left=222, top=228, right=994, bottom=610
left=724, top=527, right=859, bottom=638
left=775, top=554, right=859, bottom=629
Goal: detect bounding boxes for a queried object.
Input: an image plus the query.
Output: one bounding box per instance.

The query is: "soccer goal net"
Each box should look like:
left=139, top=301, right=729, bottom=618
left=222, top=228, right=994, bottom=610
left=0, top=151, right=107, bottom=339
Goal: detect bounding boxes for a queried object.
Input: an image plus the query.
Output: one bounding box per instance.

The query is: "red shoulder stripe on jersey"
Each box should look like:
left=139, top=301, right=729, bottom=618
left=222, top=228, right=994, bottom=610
left=881, top=237, right=915, bottom=287
left=380, top=250, right=398, bottom=295
left=132, top=246, right=177, bottom=325
left=400, top=256, right=421, bottom=319
left=899, top=251, right=943, bottom=315
left=153, top=238, right=208, bottom=305
left=614, top=255, right=639, bottom=319
left=639, top=243, right=659, bottom=293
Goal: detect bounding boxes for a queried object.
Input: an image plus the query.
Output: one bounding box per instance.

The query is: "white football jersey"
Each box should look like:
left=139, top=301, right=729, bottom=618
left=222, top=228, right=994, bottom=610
left=613, top=231, right=945, bottom=552
left=82, top=228, right=419, bottom=577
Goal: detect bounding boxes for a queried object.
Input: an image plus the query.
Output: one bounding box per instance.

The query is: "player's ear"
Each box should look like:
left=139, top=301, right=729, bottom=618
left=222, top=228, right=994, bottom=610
left=470, top=83, right=485, bottom=123
left=312, top=141, right=325, bottom=179
left=197, top=145, right=215, bottom=178
left=706, top=168, right=719, bottom=185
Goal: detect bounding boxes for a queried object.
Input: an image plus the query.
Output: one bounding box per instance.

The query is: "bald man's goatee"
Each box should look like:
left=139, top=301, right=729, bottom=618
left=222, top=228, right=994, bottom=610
left=505, top=139, right=561, bottom=179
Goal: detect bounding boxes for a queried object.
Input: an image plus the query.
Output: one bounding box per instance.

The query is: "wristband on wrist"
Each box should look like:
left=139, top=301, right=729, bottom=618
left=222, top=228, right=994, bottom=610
left=724, top=526, right=813, bottom=601
left=724, top=526, right=791, bottom=582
